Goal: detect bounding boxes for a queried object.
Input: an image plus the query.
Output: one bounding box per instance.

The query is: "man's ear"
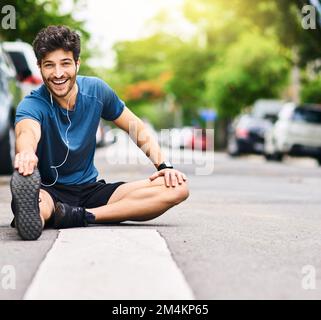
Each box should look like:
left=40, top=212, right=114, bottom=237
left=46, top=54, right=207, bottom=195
left=76, top=59, right=81, bottom=72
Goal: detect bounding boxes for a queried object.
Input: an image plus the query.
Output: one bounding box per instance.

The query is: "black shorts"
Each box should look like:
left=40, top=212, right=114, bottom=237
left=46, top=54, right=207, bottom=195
left=11, top=179, right=125, bottom=228
left=41, top=179, right=126, bottom=208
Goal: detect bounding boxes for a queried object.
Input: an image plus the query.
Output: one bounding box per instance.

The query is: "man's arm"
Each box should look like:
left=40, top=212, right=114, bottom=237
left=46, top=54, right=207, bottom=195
left=14, top=119, right=41, bottom=176
left=113, top=107, right=165, bottom=169
left=113, top=107, right=187, bottom=187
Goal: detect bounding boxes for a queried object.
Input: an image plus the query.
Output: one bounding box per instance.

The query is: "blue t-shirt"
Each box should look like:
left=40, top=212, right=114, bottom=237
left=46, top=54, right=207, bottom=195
left=15, top=76, right=125, bottom=185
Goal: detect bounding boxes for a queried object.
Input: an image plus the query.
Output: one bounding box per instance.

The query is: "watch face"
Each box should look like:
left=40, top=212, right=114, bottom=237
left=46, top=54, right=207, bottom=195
left=158, top=161, right=173, bottom=171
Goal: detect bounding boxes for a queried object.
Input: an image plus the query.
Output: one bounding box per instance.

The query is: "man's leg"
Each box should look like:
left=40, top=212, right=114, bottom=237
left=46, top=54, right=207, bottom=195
left=86, top=177, right=189, bottom=223
left=38, top=189, right=55, bottom=226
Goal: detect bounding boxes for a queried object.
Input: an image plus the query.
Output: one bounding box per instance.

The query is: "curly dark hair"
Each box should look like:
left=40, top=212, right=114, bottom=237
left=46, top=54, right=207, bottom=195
left=32, top=25, right=81, bottom=64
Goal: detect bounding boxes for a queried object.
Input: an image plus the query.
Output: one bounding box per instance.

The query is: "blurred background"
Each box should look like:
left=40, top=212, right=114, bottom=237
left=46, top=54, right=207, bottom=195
left=1, top=2, right=321, bottom=300
left=1, top=0, right=321, bottom=163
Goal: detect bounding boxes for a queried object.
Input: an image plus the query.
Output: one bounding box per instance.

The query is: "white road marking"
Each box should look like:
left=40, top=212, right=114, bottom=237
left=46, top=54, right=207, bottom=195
left=24, top=228, right=194, bottom=300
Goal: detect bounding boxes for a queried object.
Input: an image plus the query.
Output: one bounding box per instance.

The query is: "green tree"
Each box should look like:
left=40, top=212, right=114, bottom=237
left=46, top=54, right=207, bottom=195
left=205, top=32, right=291, bottom=118
left=165, top=42, right=215, bottom=124
left=226, top=0, right=321, bottom=66
left=301, top=76, right=321, bottom=103
left=0, top=0, right=88, bottom=43
left=0, top=0, right=94, bottom=74
left=112, top=33, right=182, bottom=84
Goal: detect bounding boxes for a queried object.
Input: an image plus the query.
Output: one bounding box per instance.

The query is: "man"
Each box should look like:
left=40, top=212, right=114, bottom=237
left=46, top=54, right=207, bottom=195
left=10, top=25, right=189, bottom=241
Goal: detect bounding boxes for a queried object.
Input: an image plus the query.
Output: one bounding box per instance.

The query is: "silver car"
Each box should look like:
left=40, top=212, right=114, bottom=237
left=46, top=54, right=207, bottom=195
left=0, top=43, right=22, bottom=174
left=264, top=103, right=321, bottom=165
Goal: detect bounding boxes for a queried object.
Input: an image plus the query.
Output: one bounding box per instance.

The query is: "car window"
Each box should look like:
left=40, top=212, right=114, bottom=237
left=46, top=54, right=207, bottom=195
left=6, top=51, right=31, bottom=78
left=293, top=108, right=321, bottom=124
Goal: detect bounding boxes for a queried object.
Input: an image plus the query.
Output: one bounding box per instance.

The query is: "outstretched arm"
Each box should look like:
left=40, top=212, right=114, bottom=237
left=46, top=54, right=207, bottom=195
left=14, top=119, right=41, bottom=176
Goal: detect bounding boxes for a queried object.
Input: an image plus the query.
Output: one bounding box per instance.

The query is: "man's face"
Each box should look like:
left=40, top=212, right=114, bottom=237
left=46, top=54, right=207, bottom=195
left=39, top=49, right=79, bottom=98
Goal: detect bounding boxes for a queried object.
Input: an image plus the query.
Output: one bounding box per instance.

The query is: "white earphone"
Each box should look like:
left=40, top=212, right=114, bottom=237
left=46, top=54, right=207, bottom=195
left=41, top=91, right=73, bottom=187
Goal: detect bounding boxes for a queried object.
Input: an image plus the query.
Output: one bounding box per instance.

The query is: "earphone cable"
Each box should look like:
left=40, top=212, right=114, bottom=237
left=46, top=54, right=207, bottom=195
left=41, top=90, right=74, bottom=187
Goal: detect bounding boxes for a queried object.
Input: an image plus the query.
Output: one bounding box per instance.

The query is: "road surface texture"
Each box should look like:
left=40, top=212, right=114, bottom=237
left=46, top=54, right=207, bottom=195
left=1, top=133, right=321, bottom=299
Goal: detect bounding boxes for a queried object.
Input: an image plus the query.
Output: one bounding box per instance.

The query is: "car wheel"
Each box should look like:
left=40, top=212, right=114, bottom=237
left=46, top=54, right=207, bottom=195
left=317, top=157, right=321, bottom=166
left=264, top=153, right=273, bottom=161
left=273, top=152, right=283, bottom=162
left=0, top=126, right=14, bottom=175
left=227, top=137, right=240, bottom=156
left=265, top=151, right=283, bottom=162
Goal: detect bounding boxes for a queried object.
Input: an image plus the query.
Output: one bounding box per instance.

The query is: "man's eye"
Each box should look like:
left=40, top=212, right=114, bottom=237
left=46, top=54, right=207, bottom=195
left=44, top=64, right=53, bottom=68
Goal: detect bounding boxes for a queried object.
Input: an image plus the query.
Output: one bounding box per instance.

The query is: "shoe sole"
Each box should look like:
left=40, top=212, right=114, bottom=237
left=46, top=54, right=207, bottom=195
left=10, top=168, right=42, bottom=240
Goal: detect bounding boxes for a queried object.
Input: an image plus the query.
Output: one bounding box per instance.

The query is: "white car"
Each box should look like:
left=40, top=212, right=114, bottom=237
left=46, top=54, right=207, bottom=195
left=159, top=127, right=194, bottom=149
left=264, top=103, right=321, bottom=165
left=0, top=42, right=23, bottom=174
left=3, top=41, right=43, bottom=97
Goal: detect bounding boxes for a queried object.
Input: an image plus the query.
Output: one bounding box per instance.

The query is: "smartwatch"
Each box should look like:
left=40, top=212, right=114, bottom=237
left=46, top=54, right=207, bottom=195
left=157, top=161, right=174, bottom=171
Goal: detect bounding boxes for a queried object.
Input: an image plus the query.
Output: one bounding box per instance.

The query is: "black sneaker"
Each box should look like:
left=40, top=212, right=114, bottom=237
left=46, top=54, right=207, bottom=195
left=54, top=202, right=89, bottom=229
left=10, top=168, right=42, bottom=240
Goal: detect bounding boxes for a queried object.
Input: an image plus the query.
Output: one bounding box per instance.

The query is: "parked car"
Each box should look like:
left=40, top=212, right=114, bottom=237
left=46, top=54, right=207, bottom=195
left=0, top=43, right=22, bottom=174
left=3, top=41, right=42, bottom=97
left=227, top=100, right=284, bottom=156
left=185, top=128, right=213, bottom=151
left=252, top=99, right=285, bottom=122
left=264, top=103, right=321, bottom=164
left=227, top=114, right=272, bottom=156
left=159, top=127, right=194, bottom=149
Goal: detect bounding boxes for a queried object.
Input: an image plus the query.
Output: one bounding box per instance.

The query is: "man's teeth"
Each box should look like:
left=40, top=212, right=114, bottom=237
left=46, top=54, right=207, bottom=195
left=53, top=79, right=68, bottom=85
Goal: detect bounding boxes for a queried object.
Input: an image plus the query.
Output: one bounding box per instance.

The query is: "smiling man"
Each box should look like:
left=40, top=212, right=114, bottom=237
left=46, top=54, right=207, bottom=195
left=10, top=25, right=189, bottom=240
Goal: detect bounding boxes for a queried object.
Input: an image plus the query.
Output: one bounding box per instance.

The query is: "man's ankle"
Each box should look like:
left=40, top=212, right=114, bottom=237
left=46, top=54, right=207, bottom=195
left=84, top=210, right=96, bottom=224
left=54, top=202, right=95, bottom=229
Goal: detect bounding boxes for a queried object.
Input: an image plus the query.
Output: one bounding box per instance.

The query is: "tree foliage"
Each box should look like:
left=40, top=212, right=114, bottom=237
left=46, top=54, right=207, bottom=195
left=0, top=0, right=94, bottom=73
left=301, top=76, right=321, bottom=103
left=109, top=0, right=321, bottom=124
left=165, top=43, right=215, bottom=123
left=225, top=0, right=321, bottom=66
left=205, top=32, right=291, bottom=118
left=0, top=0, right=88, bottom=42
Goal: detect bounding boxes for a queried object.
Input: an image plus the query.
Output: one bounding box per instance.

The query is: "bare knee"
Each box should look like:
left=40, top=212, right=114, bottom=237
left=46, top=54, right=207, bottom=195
left=165, top=182, right=189, bottom=205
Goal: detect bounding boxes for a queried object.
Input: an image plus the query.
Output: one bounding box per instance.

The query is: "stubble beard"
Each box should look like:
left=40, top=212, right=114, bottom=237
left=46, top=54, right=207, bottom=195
left=42, top=72, right=77, bottom=100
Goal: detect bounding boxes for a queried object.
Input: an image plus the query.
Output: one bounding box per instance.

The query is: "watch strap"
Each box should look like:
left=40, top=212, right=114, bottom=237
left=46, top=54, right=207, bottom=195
left=157, top=162, right=174, bottom=171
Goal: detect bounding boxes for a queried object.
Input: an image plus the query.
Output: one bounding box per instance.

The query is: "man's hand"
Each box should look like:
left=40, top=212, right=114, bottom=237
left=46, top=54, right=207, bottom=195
left=149, top=169, right=187, bottom=187
left=14, top=151, right=38, bottom=176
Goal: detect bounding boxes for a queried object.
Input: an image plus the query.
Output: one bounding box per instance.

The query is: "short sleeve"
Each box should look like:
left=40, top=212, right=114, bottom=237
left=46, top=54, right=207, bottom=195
left=98, top=79, right=125, bottom=121
left=15, top=96, right=44, bottom=126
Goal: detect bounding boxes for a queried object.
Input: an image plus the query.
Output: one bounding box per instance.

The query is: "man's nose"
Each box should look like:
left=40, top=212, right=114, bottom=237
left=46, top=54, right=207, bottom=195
left=53, top=66, right=64, bottom=78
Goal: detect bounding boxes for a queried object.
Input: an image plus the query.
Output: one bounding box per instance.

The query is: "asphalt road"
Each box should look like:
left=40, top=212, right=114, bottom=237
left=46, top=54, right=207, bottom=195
left=1, top=135, right=321, bottom=300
